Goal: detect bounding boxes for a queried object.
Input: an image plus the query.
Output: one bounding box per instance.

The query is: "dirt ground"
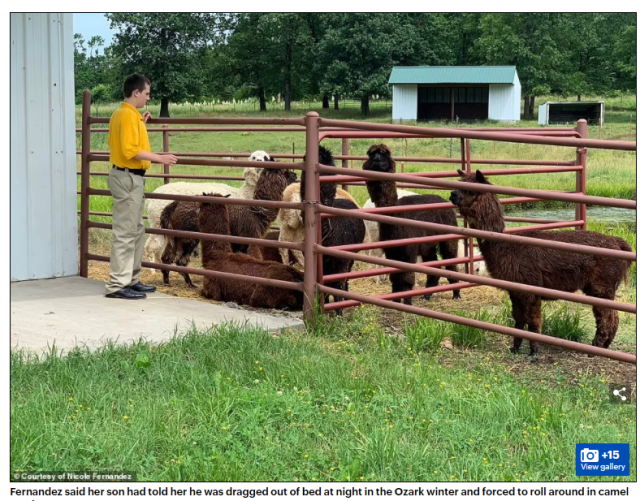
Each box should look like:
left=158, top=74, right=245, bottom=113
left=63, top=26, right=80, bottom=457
left=88, top=258, right=637, bottom=388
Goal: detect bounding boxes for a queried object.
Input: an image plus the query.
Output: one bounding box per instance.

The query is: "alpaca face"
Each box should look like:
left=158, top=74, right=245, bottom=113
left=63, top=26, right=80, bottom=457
left=449, top=170, right=494, bottom=223
left=245, top=151, right=273, bottom=189
left=363, top=144, right=395, bottom=174
left=249, top=150, right=271, bottom=162
left=284, top=169, right=298, bottom=185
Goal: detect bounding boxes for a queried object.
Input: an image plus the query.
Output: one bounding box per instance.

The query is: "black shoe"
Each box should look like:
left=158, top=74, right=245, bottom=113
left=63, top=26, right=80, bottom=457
left=130, top=282, right=156, bottom=293
left=106, top=287, right=147, bottom=300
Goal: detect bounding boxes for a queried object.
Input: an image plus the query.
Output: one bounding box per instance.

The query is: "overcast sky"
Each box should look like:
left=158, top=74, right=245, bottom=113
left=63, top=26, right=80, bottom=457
left=73, top=13, right=115, bottom=49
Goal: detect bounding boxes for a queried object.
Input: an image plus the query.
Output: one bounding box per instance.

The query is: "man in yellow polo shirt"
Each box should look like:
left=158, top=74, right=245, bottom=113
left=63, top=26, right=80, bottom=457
left=106, top=73, right=177, bottom=299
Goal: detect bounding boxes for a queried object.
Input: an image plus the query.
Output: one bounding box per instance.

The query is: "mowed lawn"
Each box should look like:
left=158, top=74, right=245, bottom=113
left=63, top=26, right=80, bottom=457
left=10, top=316, right=637, bottom=482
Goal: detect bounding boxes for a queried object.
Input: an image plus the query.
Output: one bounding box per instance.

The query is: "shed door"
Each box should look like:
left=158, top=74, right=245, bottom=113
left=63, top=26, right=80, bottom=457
left=418, top=86, right=489, bottom=121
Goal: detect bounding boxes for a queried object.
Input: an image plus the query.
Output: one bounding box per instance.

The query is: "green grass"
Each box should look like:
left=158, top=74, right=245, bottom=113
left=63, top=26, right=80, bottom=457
left=542, top=305, right=589, bottom=344
left=10, top=316, right=636, bottom=482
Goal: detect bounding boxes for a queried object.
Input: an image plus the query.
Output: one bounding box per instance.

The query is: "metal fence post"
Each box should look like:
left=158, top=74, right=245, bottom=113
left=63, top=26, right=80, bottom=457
left=303, top=112, right=320, bottom=323
left=162, top=124, right=170, bottom=184
left=341, top=138, right=349, bottom=191
left=79, top=90, right=92, bottom=277
left=576, top=119, right=588, bottom=229
left=465, top=138, right=475, bottom=275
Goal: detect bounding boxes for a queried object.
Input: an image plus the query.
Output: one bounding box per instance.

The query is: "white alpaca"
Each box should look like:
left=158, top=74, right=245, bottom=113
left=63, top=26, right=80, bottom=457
left=277, top=185, right=361, bottom=266
left=143, top=150, right=271, bottom=272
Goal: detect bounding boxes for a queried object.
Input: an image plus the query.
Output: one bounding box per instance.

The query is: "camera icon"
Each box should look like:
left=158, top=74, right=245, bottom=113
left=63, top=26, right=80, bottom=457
left=581, top=448, right=599, bottom=462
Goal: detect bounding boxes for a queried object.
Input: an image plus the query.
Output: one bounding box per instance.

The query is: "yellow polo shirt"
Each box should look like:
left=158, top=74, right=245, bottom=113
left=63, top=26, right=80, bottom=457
left=108, top=102, right=151, bottom=170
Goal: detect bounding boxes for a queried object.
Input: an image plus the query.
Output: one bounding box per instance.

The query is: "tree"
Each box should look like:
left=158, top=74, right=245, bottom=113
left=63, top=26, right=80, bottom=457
left=317, top=14, right=403, bottom=115
left=74, top=34, right=115, bottom=104
left=475, top=14, right=566, bottom=119
left=107, top=13, right=221, bottom=117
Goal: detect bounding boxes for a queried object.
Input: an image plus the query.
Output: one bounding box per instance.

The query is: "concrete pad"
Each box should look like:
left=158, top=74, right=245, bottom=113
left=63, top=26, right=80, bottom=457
left=11, top=276, right=304, bottom=354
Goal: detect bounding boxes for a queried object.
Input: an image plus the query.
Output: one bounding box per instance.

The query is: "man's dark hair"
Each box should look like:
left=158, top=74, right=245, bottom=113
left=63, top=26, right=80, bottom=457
left=123, top=73, right=151, bottom=98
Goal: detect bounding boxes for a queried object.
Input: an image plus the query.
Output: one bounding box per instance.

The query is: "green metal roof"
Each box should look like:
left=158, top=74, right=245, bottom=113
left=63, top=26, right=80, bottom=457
left=389, top=66, right=517, bottom=85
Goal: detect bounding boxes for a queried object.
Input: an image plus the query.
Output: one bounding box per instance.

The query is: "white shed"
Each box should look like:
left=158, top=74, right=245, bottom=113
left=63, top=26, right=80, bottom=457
left=11, top=13, right=78, bottom=281
left=538, top=101, right=604, bottom=126
left=389, top=66, right=521, bottom=122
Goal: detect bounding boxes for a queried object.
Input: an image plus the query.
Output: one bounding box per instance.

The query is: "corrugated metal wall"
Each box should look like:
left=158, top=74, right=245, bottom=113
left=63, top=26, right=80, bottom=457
left=488, top=72, right=521, bottom=121
left=392, top=85, right=417, bottom=120
left=11, top=13, right=78, bottom=281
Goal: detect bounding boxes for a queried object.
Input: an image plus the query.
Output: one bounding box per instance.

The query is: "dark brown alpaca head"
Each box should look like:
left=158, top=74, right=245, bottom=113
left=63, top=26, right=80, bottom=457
left=362, top=144, right=397, bottom=207
left=363, top=144, right=396, bottom=174
left=301, top=145, right=337, bottom=207
left=197, top=192, right=232, bottom=235
left=449, top=170, right=505, bottom=233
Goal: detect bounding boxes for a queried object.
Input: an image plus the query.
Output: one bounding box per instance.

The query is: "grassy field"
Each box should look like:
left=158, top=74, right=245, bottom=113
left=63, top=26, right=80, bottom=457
left=10, top=315, right=636, bottom=482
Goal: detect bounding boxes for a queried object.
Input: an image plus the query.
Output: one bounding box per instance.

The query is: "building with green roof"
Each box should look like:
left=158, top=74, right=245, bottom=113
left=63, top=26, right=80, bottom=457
left=389, top=66, right=521, bottom=122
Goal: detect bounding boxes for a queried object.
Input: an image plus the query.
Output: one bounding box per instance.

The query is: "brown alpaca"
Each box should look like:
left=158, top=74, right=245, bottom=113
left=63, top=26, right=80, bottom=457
left=363, top=144, right=461, bottom=305
left=160, top=200, right=200, bottom=288
left=450, top=170, right=632, bottom=357
left=198, top=193, right=304, bottom=310
left=159, top=164, right=296, bottom=285
left=227, top=161, right=297, bottom=258
left=257, top=229, right=299, bottom=265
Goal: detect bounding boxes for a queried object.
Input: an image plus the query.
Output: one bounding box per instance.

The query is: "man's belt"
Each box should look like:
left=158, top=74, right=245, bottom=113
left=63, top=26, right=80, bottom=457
left=113, top=165, right=146, bottom=176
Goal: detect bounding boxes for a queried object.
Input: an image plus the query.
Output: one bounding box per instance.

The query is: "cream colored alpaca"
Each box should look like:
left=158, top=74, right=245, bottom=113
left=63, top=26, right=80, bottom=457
left=277, top=184, right=359, bottom=266
left=143, top=151, right=270, bottom=272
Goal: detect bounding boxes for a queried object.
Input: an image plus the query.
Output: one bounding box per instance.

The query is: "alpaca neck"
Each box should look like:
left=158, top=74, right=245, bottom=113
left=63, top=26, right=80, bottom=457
left=466, top=195, right=506, bottom=257
left=250, top=176, right=284, bottom=231
left=366, top=180, right=398, bottom=208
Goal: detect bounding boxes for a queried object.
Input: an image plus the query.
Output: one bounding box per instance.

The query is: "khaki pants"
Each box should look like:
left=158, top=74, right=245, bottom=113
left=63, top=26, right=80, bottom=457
left=105, top=168, right=146, bottom=294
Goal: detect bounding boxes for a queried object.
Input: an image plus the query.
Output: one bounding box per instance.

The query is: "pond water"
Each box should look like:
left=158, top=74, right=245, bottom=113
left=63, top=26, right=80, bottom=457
left=510, top=206, right=636, bottom=232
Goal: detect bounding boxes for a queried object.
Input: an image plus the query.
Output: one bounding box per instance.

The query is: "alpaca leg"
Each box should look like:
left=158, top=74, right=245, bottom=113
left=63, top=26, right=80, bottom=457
left=175, top=241, right=196, bottom=288
left=160, top=239, right=178, bottom=286
left=592, top=307, right=619, bottom=349
left=390, top=272, right=414, bottom=305
left=292, top=250, right=305, bottom=267
left=201, top=277, right=222, bottom=301
left=440, top=239, right=461, bottom=300
left=423, top=247, right=439, bottom=300
left=151, top=235, right=167, bottom=276
left=143, top=236, right=156, bottom=275
left=509, top=293, right=527, bottom=354
left=248, top=245, right=263, bottom=260
left=326, top=281, right=344, bottom=316
left=584, top=285, right=619, bottom=349
left=523, top=296, right=542, bottom=359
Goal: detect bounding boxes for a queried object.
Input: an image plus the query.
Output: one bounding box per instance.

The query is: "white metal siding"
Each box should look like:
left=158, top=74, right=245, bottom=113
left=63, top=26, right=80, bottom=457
left=538, top=103, right=549, bottom=125
left=488, top=83, right=521, bottom=121
left=11, top=13, right=78, bottom=281
left=392, top=85, right=417, bottom=120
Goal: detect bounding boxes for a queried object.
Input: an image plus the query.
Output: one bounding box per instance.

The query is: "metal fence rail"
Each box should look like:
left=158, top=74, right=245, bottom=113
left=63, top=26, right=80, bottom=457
left=78, top=91, right=636, bottom=363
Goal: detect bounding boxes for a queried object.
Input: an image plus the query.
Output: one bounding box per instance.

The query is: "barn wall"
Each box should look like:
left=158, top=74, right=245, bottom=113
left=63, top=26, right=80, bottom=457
left=10, top=13, right=78, bottom=281
left=392, top=85, right=417, bottom=120
left=488, top=82, right=521, bottom=121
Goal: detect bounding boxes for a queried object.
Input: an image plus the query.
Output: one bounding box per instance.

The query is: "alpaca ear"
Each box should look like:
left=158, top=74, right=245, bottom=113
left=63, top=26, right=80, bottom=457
left=224, top=194, right=231, bottom=198
left=476, top=171, right=487, bottom=183
left=457, top=169, right=465, bottom=177
left=268, top=156, right=276, bottom=162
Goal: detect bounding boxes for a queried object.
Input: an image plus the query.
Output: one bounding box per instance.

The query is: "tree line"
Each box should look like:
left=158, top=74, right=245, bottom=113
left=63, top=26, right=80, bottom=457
left=74, top=13, right=636, bottom=119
